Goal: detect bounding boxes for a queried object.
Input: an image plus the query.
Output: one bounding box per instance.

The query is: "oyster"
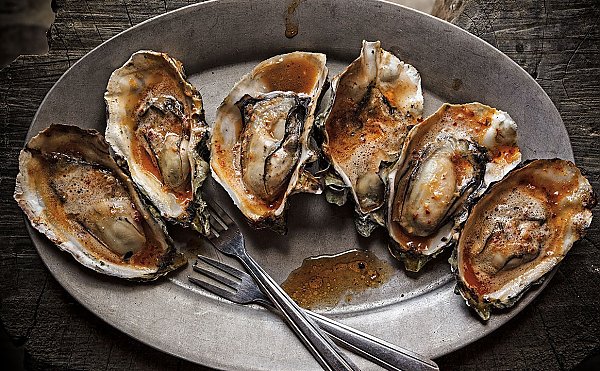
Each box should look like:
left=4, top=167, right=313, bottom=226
left=14, top=124, right=185, bottom=280
left=211, top=52, right=328, bottom=232
left=451, top=159, right=595, bottom=320
left=387, top=103, right=521, bottom=271
left=105, top=50, right=210, bottom=234
left=319, top=41, right=423, bottom=237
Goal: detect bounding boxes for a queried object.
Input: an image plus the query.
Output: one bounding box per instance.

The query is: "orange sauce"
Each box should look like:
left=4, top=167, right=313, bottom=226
left=132, top=140, right=163, bottom=183
left=460, top=160, right=583, bottom=296
left=326, top=89, right=407, bottom=164
left=389, top=221, right=434, bottom=253
left=174, top=187, right=193, bottom=204
left=281, top=250, right=393, bottom=309
left=259, top=54, right=320, bottom=94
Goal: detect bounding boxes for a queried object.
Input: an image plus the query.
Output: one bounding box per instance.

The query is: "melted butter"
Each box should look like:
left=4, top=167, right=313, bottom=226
left=258, top=54, right=320, bottom=94
left=389, top=219, right=433, bottom=253
left=282, top=249, right=393, bottom=310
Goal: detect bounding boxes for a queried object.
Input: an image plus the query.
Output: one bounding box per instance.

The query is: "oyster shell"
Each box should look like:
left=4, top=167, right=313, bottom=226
left=211, top=52, right=328, bottom=233
left=318, top=41, right=423, bottom=237
left=451, top=159, right=596, bottom=320
left=387, top=103, right=521, bottom=271
left=14, top=124, right=185, bottom=280
left=105, top=50, right=210, bottom=234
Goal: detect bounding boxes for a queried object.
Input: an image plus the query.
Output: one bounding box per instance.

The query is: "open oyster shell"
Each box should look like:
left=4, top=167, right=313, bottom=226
left=211, top=52, right=328, bottom=233
left=14, top=124, right=186, bottom=280
left=387, top=103, right=521, bottom=271
left=105, top=50, right=210, bottom=234
left=451, top=159, right=596, bottom=320
left=318, top=41, right=423, bottom=237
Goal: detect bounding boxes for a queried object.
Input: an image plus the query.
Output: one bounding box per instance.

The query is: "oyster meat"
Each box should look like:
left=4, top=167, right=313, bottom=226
left=211, top=52, right=328, bottom=232
left=452, top=159, right=595, bottom=320
left=105, top=50, right=210, bottom=233
left=14, top=124, right=185, bottom=280
left=387, top=103, right=521, bottom=271
left=319, top=41, right=423, bottom=237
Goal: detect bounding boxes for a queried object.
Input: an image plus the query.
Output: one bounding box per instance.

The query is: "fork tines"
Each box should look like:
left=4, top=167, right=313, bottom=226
left=197, top=255, right=245, bottom=280
left=188, top=275, right=235, bottom=300
left=205, top=199, right=235, bottom=240
left=188, top=256, right=243, bottom=299
left=192, top=262, right=239, bottom=288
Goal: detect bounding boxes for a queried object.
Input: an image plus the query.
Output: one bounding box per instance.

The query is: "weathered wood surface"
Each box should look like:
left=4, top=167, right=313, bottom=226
left=0, top=0, right=598, bottom=369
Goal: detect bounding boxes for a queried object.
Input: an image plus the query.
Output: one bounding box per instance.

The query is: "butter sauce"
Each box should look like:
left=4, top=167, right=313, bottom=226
left=282, top=249, right=393, bottom=310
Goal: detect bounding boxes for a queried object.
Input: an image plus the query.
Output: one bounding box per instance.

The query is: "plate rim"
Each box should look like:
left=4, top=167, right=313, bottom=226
left=24, top=0, right=571, bottom=369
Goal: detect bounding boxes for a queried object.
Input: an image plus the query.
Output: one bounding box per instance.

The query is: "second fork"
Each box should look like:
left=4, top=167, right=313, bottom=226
left=204, top=200, right=360, bottom=371
left=190, top=255, right=440, bottom=371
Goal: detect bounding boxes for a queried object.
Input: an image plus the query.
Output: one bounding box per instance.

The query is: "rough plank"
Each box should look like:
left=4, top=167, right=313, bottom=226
left=0, top=0, right=598, bottom=370
left=432, top=0, right=600, bottom=368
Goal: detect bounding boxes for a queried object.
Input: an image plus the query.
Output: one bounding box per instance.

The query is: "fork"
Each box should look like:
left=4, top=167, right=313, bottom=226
left=189, top=255, right=440, bottom=371
left=203, top=200, right=359, bottom=371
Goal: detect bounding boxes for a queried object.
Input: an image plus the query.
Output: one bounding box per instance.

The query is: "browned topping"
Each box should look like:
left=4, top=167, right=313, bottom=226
left=451, top=152, right=475, bottom=188
left=443, top=105, right=490, bottom=137
left=326, top=88, right=404, bottom=162
left=124, top=68, right=193, bottom=203
left=30, top=153, right=165, bottom=267
left=129, top=223, right=163, bottom=267
left=490, top=145, right=521, bottom=164
left=460, top=160, right=584, bottom=297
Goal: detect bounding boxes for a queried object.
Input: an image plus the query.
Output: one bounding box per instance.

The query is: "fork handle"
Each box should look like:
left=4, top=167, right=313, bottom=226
left=238, top=254, right=360, bottom=371
left=308, top=312, right=439, bottom=371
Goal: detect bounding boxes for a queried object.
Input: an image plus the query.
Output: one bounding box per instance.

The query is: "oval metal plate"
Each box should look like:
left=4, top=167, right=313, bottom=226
left=27, top=0, right=570, bottom=369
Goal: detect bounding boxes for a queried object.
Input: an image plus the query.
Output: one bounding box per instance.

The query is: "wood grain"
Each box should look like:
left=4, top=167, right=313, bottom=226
left=0, top=0, right=598, bottom=369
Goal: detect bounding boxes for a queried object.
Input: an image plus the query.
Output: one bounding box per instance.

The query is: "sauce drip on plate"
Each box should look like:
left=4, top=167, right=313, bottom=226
left=282, top=249, right=393, bottom=310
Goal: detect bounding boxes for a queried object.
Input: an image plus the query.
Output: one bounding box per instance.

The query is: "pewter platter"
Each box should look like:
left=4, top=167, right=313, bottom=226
left=26, top=0, right=571, bottom=369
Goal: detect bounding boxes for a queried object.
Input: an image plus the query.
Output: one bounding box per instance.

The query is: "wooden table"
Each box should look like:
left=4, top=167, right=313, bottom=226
left=1, top=0, right=598, bottom=369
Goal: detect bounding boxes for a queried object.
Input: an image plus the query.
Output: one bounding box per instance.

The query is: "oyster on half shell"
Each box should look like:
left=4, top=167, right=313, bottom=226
left=451, top=159, right=595, bottom=320
left=105, top=50, right=210, bottom=234
left=14, top=124, right=185, bottom=280
left=211, top=52, right=328, bottom=233
left=387, top=103, right=521, bottom=272
left=318, top=41, right=423, bottom=237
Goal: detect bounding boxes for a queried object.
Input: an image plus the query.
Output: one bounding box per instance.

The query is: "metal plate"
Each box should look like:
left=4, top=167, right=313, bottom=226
left=26, top=0, right=571, bottom=370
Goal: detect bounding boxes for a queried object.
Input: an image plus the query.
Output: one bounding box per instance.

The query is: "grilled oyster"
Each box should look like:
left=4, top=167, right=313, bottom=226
left=387, top=103, right=521, bottom=271
left=319, top=41, right=423, bottom=237
left=14, top=124, right=185, bottom=280
left=105, top=50, right=210, bottom=234
left=451, top=159, right=595, bottom=320
left=211, top=52, right=328, bottom=233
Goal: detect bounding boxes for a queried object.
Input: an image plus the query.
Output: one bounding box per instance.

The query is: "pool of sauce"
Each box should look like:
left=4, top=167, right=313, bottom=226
left=281, top=249, right=394, bottom=310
